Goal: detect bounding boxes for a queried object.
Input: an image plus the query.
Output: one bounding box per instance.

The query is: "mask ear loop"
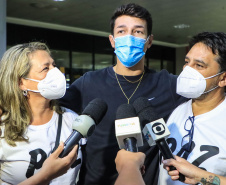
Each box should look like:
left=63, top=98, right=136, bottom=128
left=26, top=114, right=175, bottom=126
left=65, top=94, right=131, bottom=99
left=25, top=78, right=40, bottom=83
left=203, top=71, right=225, bottom=94
left=203, top=86, right=219, bottom=94
left=24, top=78, right=41, bottom=93
left=204, top=71, right=225, bottom=80
left=111, top=35, right=115, bottom=42
left=145, top=36, right=150, bottom=43
left=144, top=36, right=150, bottom=53
left=27, top=89, right=40, bottom=93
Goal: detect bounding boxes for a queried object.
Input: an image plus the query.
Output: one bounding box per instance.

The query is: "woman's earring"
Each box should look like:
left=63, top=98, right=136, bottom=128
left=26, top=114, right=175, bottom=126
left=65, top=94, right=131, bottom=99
left=23, top=90, right=28, bottom=96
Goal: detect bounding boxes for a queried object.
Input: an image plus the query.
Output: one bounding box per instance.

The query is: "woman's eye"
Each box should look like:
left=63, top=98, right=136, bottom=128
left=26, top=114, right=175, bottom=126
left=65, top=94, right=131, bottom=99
left=43, top=67, right=49, bottom=71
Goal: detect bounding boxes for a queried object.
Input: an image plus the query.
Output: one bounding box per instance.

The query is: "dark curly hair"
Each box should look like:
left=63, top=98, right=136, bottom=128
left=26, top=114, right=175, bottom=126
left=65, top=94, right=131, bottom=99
left=189, top=32, right=226, bottom=72
left=110, top=3, right=153, bottom=36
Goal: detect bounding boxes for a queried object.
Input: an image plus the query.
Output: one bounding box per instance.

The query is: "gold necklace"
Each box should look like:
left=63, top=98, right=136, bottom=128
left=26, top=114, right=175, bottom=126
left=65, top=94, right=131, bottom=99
left=115, top=70, right=145, bottom=104
left=123, top=71, right=144, bottom=83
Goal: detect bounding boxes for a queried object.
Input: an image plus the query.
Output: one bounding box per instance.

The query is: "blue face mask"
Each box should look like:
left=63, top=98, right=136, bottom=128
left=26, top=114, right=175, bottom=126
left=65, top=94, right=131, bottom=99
left=113, top=35, right=149, bottom=68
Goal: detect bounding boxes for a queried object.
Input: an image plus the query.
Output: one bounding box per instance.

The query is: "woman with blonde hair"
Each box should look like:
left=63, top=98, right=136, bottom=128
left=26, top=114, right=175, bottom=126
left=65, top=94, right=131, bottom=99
left=0, top=42, right=81, bottom=185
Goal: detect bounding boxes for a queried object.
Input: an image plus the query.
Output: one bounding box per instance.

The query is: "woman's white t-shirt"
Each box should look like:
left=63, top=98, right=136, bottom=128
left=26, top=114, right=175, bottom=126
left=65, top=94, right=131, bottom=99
left=0, top=108, right=83, bottom=185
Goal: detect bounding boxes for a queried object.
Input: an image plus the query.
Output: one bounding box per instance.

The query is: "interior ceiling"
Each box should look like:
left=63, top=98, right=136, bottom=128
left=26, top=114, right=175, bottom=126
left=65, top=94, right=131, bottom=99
left=6, top=0, right=226, bottom=46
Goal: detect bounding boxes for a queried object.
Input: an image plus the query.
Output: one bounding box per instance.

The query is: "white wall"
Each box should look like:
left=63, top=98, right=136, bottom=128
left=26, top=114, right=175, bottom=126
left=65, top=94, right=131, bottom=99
left=0, top=0, right=6, bottom=59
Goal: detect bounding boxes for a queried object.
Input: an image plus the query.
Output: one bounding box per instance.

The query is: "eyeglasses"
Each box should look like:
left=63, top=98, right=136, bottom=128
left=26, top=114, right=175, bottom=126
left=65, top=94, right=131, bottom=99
left=181, top=116, right=195, bottom=152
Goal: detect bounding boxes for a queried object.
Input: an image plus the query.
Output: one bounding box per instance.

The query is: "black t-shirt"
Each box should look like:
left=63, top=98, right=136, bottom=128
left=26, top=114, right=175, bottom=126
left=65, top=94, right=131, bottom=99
left=59, top=66, right=186, bottom=185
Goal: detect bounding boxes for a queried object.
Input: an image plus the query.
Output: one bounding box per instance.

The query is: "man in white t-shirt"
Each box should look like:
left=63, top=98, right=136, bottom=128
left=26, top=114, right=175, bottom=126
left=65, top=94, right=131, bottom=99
left=159, top=32, right=226, bottom=185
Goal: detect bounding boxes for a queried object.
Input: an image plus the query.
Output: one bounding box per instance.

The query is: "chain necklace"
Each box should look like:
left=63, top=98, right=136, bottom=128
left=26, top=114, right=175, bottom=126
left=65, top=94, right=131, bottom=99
left=115, top=70, right=145, bottom=104
left=123, top=71, right=144, bottom=83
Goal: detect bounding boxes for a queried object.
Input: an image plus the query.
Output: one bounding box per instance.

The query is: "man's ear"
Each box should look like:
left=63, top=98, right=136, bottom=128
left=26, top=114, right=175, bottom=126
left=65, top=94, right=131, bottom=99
left=218, top=72, right=226, bottom=87
left=109, top=35, right=115, bottom=49
left=147, top=34, right=154, bottom=49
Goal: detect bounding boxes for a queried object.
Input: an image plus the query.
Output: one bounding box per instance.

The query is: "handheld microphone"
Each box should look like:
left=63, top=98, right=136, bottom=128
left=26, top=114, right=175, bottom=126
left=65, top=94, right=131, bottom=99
left=133, top=97, right=185, bottom=182
left=59, top=98, right=107, bottom=158
left=115, top=104, right=143, bottom=152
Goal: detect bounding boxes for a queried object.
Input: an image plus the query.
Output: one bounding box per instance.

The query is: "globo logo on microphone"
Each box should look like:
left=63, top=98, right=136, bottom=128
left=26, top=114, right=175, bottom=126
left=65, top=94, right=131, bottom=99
left=152, top=122, right=165, bottom=135
left=143, top=118, right=170, bottom=146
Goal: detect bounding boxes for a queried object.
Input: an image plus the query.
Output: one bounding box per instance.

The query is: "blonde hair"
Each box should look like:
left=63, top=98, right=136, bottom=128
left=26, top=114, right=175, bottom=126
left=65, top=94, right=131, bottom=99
left=0, top=42, right=62, bottom=146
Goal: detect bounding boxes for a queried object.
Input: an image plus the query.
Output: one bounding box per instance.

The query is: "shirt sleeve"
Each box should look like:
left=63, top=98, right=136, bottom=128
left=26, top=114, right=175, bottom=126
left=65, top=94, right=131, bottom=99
left=168, top=73, right=188, bottom=107
left=59, top=75, right=85, bottom=114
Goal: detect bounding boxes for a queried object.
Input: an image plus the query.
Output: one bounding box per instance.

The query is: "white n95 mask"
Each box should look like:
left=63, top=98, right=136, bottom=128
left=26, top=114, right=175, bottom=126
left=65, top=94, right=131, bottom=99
left=176, top=66, right=223, bottom=99
left=26, top=67, right=66, bottom=100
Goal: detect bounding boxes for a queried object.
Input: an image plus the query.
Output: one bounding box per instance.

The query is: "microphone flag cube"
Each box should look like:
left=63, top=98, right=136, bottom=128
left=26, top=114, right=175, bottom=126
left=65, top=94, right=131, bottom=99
left=115, top=117, right=143, bottom=149
left=143, top=118, right=170, bottom=146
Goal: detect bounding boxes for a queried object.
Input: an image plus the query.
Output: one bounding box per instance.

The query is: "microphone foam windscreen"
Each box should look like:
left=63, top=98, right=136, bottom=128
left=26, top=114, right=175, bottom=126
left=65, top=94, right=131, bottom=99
left=82, top=98, right=108, bottom=124
left=116, top=104, right=136, bottom=120
left=133, top=97, right=158, bottom=126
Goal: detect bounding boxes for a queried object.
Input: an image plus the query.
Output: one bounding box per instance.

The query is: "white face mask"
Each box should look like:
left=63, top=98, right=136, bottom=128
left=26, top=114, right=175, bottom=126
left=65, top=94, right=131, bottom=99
left=177, top=66, right=224, bottom=98
left=25, top=67, right=66, bottom=100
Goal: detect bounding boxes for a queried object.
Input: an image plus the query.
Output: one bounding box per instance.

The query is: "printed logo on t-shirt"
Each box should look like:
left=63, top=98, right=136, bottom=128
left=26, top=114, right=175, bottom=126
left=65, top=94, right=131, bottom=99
left=25, top=148, right=81, bottom=178
left=148, top=97, right=155, bottom=101
left=159, top=138, right=219, bottom=171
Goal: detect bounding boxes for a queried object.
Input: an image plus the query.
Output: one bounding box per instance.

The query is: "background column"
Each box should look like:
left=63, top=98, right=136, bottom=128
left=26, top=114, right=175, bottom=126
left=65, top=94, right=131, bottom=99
left=0, top=0, right=6, bottom=59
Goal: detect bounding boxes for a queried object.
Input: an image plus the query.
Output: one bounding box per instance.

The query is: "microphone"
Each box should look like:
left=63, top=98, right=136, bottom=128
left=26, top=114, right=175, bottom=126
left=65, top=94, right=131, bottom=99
left=133, top=97, right=158, bottom=127
left=115, top=104, right=143, bottom=152
left=59, top=98, right=107, bottom=158
left=133, top=97, right=185, bottom=182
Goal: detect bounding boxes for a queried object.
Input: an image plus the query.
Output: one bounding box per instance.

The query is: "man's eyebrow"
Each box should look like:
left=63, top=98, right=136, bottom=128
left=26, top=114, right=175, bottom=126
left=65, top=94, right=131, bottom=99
left=116, top=24, right=145, bottom=29
left=134, top=25, right=145, bottom=28
left=116, top=25, right=126, bottom=29
left=185, top=56, right=207, bottom=65
left=194, top=59, right=207, bottom=65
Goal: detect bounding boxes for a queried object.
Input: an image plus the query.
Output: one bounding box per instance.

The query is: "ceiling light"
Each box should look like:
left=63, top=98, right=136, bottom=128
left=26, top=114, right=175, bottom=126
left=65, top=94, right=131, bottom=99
left=174, top=24, right=190, bottom=29
left=100, top=61, right=110, bottom=64
left=53, top=0, right=65, bottom=1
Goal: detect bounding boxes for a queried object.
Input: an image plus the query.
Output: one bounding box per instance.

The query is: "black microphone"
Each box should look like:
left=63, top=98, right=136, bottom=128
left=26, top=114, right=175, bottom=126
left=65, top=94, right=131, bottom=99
left=59, top=98, right=107, bottom=158
left=133, top=97, right=185, bottom=182
left=115, top=104, right=143, bottom=152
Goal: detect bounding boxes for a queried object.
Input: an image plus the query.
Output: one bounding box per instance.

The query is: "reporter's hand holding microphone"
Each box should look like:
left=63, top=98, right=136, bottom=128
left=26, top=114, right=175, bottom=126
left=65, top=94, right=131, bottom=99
left=133, top=97, right=185, bottom=182
left=114, top=149, right=146, bottom=185
left=114, top=103, right=146, bottom=185
left=114, top=97, right=185, bottom=185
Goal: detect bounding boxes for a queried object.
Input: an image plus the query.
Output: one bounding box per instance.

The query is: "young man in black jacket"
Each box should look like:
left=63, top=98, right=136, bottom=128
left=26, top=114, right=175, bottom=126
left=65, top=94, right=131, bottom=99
left=60, top=3, right=186, bottom=185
